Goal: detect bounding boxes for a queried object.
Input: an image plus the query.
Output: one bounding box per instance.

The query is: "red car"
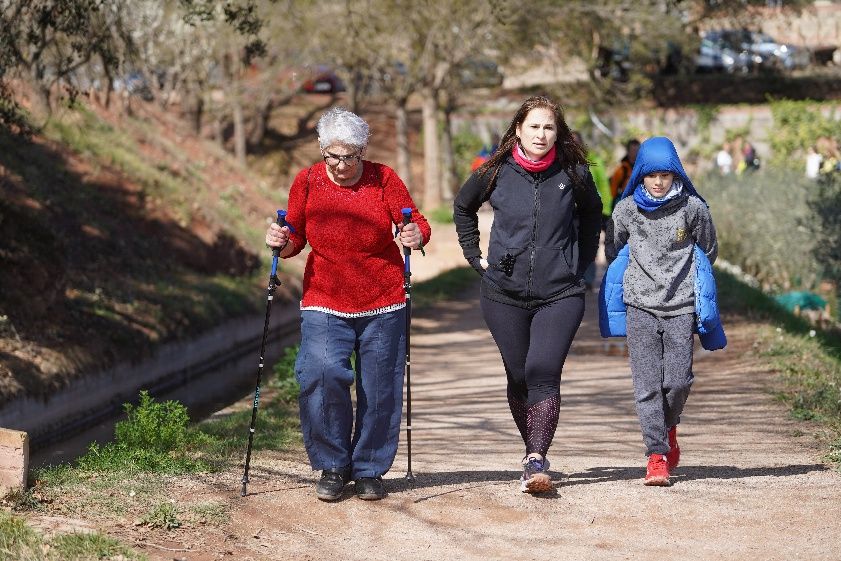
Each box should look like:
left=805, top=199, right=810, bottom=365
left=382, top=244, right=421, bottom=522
left=301, top=66, right=346, bottom=94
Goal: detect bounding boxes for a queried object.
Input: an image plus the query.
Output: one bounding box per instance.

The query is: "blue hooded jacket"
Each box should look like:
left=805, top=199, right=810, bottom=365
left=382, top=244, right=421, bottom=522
left=600, top=137, right=726, bottom=351
left=620, top=136, right=706, bottom=204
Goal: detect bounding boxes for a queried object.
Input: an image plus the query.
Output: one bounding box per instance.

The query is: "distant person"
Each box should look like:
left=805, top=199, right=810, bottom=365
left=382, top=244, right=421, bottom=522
left=806, top=145, right=822, bottom=179
left=716, top=141, right=733, bottom=175
left=816, top=136, right=841, bottom=175
left=603, top=137, right=720, bottom=486
left=454, top=96, right=602, bottom=494
left=742, top=141, right=760, bottom=172
left=609, top=139, right=640, bottom=211
left=265, top=107, right=431, bottom=502
left=470, top=132, right=501, bottom=171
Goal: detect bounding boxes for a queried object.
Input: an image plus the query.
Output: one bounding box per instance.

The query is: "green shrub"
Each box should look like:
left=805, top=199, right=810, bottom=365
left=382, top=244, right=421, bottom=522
left=704, top=167, right=821, bottom=292
left=76, top=391, right=204, bottom=475
left=768, top=99, right=841, bottom=169
left=428, top=205, right=455, bottom=224
left=116, top=390, right=190, bottom=453
left=452, top=128, right=485, bottom=185
left=807, top=173, right=841, bottom=296
left=142, top=501, right=181, bottom=530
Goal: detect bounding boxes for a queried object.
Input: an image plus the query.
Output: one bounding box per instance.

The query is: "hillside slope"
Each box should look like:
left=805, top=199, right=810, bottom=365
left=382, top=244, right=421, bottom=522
left=0, top=96, right=301, bottom=405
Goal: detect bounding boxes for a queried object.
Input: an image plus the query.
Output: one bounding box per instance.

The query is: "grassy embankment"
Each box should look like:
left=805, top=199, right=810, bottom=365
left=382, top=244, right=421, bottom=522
left=0, top=100, right=294, bottom=404
left=717, top=269, right=841, bottom=464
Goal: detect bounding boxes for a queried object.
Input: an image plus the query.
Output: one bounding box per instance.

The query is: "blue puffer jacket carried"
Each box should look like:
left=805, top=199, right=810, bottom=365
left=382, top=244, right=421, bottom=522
left=598, top=244, right=727, bottom=351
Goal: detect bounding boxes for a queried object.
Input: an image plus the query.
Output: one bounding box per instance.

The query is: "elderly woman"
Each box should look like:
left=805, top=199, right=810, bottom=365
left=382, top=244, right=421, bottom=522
left=265, top=107, right=431, bottom=501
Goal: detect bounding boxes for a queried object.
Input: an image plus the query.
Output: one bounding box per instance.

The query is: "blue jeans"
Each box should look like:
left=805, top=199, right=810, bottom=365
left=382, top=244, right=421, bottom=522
left=295, top=308, right=406, bottom=478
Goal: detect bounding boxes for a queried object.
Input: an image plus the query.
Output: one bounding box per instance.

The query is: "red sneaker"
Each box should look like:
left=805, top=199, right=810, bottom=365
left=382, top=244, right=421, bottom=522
left=645, top=453, right=671, bottom=486
left=666, top=426, right=680, bottom=470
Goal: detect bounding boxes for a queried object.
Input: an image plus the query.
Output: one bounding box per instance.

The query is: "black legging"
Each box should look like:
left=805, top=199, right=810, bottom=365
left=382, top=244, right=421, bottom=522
left=481, top=294, right=585, bottom=457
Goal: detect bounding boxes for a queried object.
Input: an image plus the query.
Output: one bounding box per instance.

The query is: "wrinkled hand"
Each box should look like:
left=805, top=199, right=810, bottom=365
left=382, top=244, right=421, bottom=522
left=265, top=223, right=290, bottom=249
left=398, top=222, right=422, bottom=249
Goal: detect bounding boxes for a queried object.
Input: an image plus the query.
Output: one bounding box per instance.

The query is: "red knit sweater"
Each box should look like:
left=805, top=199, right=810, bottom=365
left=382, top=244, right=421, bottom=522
left=284, top=161, right=431, bottom=316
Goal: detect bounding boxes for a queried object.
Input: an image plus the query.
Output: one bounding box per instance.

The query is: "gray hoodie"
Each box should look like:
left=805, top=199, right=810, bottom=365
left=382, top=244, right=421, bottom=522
left=605, top=192, right=718, bottom=316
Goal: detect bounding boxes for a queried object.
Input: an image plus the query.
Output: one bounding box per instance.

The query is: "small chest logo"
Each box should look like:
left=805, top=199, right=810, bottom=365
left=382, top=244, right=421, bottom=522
left=558, top=182, right=566, bottom=190
left=676, top=227, right=687, bottom=242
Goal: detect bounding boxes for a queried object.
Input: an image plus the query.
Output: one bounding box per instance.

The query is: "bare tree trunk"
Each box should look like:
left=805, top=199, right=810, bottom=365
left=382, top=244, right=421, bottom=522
left=28, top=65, right=52, bottom=121
left=214, top=117, right=224, bottom=148
left=100, top=53, right=113, bottom=109
left=421, top=88, right=440, bottom=211
left=192, top=93, right=204, bottom=136
left=395, top=97, right=412, bottom=193
left=341, top=68, right=363, bottom=114
left=440, top=102, right=457, bottom=201
left=249, top=96, right=273, bottom=147
left=232, top=98, right=246, bottom=166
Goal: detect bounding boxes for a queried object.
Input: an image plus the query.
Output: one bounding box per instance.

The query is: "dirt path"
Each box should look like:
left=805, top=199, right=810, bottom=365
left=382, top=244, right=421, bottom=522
left=126, top=281, right=841, bottom=559
left=57, top=217, right=838, bottom=561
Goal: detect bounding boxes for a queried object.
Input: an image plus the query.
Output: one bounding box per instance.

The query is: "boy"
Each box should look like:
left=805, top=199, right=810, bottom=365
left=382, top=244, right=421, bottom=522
left=605, top=137, right=718, bottom=486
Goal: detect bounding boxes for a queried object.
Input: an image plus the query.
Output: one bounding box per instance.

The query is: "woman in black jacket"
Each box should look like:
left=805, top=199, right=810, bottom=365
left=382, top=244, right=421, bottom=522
left=453, top=96, right=602, bottom=494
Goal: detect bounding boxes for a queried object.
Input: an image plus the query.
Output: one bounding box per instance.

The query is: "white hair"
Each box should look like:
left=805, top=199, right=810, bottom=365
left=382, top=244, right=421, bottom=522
left=316, top=107, right=370, bottom=149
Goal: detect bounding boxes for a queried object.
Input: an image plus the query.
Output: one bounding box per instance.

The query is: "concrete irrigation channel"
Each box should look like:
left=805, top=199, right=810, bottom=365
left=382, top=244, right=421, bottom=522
left=0, top=302, right=302, bottom=468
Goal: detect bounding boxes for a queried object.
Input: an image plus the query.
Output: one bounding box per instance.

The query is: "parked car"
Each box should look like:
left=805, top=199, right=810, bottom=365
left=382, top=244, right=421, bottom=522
left=300, top=65, right=345, bottom=94
left=695, top=36, right=757, bottom=74
left=697, top=30, right=763, bottom=74
left=112, top=71, right=154, bottom=101
left=700, top=29, right=809, bottom=73
left=748, top=32, right=810, bottom=70
left=456, top=58, right=504, bottom=88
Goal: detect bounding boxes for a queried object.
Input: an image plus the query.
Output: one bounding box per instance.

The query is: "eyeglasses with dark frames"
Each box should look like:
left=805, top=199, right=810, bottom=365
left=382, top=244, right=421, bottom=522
left=323, top=151, right=362, bottom=166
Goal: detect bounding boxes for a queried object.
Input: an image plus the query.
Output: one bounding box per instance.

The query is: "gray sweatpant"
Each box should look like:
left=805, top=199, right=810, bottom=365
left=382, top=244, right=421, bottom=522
left=626, top=306, right=695, bottom=456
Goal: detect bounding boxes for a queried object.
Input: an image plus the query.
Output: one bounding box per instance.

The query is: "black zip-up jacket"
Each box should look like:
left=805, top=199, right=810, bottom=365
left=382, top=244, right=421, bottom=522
left=453, top=156, right=603, bottom=308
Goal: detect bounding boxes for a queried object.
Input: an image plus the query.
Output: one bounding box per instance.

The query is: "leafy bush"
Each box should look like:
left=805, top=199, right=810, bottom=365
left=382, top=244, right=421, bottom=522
left=115, top=390, right=190, bottom=453
left=76, top=391, right=203, bottom=474
left=428, top=205, right=455, bottom=224
left=768, top=99, right=841, bottom=168
left=807, top=173, right=841, bottom=296
left=452, top=128, right=485, bottom=185
left=704, top=167, right=821, bottom=292
left=142, top=501, right=181, bottom=530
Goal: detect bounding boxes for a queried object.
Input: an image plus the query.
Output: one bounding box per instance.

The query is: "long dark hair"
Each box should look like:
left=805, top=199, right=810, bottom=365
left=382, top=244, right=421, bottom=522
left=477, top=95, right=588, bottom=190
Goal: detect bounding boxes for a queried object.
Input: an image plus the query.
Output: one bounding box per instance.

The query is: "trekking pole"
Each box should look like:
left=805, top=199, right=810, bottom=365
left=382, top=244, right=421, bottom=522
left=401, top=208, right=416, bottom=484
left=241, top=209, right=287, bottom=497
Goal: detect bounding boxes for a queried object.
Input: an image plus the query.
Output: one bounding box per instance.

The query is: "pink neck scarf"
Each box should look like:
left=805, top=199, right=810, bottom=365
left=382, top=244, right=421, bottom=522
left=512, top=143, right=556, bottom=172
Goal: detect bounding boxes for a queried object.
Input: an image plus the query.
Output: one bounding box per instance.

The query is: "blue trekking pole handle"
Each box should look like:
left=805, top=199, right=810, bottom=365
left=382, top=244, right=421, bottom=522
left=270, top=210, right=288, bottom=277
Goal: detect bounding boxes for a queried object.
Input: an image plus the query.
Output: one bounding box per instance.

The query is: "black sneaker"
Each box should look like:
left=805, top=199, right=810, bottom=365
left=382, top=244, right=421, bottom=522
left=355, top=477, right=386, bottom=500
left=316, top=467, right=350, bottom=501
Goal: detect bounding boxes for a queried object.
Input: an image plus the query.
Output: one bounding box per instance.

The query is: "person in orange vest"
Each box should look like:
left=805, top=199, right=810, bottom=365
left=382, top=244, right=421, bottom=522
left=470, top=133, right=501, bottom=171
left=609, top=139, right=640, bottom=212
